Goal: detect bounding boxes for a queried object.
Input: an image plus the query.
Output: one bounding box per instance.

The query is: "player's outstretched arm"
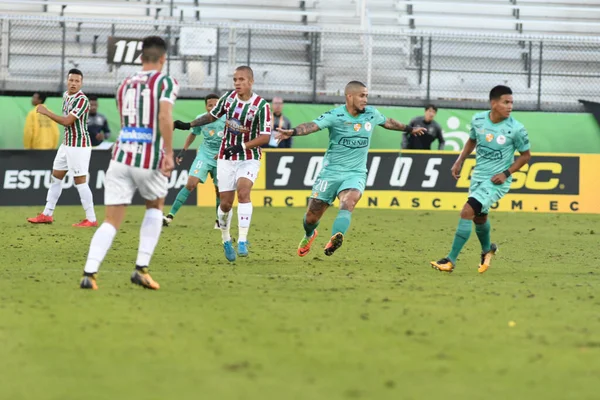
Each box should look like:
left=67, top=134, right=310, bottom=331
left=451, top=138, right=477, bottom=179
left=275, top=122, right=321, bottom=143
left=36, top=105, right=76, bottom=127
left=491, top=150, right=531, bottom=184
left=174, top=113, right=216, bottom=131
left=382, top=118, right=427, bottom=136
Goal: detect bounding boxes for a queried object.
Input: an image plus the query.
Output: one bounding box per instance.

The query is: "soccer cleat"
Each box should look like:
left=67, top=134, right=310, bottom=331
left=80, top=273, right=98, bottom=290
left=223, top=240, right=236, bottom=262
left=324, top=232, right=344, bottom=256
left=130, top=267, right=160, bottom=290
left=27, top=213, right=53, bottom=224
left=478, top=243, right=498, bottom=274
left=238, top=241, right=249, bottom=257
left=214, top=219, right=220, bottom=230
left=298, top=230, right=318, bottom=257
left=73, top=219, right=98, bottom=228
left=163, top=214, right=174, bottom=227
left=430, top=258, right=455, bottom=273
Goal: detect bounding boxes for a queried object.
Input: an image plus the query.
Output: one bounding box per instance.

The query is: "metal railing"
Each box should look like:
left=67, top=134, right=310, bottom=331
left=1, top=14, right=599, bottom=111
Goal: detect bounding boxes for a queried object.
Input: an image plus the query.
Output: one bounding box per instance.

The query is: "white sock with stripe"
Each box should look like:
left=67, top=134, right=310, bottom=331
left=238, top=202, right=253, bottom=243
left=84, top=222, right=117, bottom=274
left=43, top=177, right=63, bottom=217
left=136, top=208, right=163, bottom=267
left=218, top=206, right=232, bottom=242
left=76, top=182, right=96, bottom=222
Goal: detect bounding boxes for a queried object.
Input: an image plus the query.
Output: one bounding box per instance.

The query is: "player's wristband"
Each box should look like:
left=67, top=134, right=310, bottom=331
left=291, top=128, right=298, bottom=136
left=404, top=126, right=414, bottom=134
left=503, top=169, right=511, bottom=178
left=177, top=149, right=185, bottom=158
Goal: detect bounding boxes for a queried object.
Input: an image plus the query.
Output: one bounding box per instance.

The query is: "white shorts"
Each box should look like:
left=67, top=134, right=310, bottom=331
left=104, top=160, right=168, bottom=205
left=217, top=159, right=261, bottom=192
left=52, top=144, right=92, bottom=177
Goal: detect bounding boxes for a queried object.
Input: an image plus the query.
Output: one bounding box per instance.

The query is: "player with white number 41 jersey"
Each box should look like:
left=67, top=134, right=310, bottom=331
left=80, top=36, right=179, bottom=290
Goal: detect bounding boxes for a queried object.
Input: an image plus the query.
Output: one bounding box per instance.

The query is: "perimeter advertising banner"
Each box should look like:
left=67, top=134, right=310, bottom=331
left=197, top=150, right=600, bottom=214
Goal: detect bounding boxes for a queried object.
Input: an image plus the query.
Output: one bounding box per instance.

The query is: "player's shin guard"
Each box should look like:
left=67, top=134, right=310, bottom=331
left=475, top=220, right=492, bottom=253
left=238, top=202, right=253, bottom=242
left=136, top=208, right=163, bottom=267
left=331, top=210, right=352, bottom=235
left=43, top=177, right=63, bottom=217
left=84, top=222, right=117, bottom=274
left=76, top=182, right=96, bottom=222
left=218, top=206, right=232, bottom=242
left=448, top=218, right=473, bottom=263
left=169, top=187, right=191, bottom=216
left=303, top=214, right=319, bottom=237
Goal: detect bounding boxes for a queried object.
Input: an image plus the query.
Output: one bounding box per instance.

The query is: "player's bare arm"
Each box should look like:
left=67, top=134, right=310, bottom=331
left=491, top=149, right=531, bottom=185
left=176, top=134, right=196, bottom=165
left=276, top=122, right=320, bottom=141
left=383, top=118, right=426, bottom=136
left=451, top=138, right=477, bottom=179
left=159, top=101, right=175, bottom=177
left=244, top=133, right=271, bottom=150
left=174, top=113, right=216, bottom=131
left=37, top=105, right=76, bottom=127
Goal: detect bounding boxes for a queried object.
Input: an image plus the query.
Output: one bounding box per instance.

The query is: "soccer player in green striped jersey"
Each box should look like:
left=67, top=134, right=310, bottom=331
left=80, top=36, right=178, bottom=290
left=174, top=66, right=271, bottom=262
left=27, top=68, right=97, bottom=227
left=163, top=94, right=225, bottom=228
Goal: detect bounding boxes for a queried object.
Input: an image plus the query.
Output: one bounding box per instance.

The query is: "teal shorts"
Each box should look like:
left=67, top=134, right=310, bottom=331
left=469, top=179, right=510, bottom=214
left=189, top=156, right=217, bottom=185
left=310, top=171, right=366, bottom=205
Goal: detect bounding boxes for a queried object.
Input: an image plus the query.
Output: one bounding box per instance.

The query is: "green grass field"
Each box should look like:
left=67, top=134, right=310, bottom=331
left=1, top=206, right=600, bottom=400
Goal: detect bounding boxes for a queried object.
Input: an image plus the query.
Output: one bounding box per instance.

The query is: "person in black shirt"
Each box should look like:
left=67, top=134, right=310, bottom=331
left=402, top=104, right=445, bottom=150
left=87, top=95, right=111, bottom=147
left=266, top=97, right=292, bottom=148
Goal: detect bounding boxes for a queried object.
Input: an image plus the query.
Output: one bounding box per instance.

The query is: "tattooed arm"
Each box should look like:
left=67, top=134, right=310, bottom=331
left=382, top=118, right=426, bottom=136
left=173, top=113, right=216, bottom=131
left=275, top=122, right=321, bottom=143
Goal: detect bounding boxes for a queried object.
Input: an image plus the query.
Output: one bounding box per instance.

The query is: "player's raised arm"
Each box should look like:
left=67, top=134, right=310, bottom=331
left=275, top=122, right=321, bottom=142
left=382, top=117, right=427, bottom=136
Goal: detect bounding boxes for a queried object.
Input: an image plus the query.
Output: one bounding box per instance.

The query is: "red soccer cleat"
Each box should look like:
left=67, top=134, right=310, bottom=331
left=72, top=219, right=98, bottom=228
left=27, top=213, right=53, bottom=224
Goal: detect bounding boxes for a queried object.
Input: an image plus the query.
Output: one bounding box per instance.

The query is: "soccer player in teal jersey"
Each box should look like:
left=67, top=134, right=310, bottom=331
left=164, top=94, right=225, bottom=228
left=430, top=85, right=531, bottom=273
left=276, top=81, right=427, bottom=257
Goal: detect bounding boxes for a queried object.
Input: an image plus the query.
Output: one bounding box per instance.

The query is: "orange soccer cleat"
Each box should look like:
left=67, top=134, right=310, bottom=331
left=27, top=213, right=53, bottom=224
left=72, top=219, right=98, bottom=228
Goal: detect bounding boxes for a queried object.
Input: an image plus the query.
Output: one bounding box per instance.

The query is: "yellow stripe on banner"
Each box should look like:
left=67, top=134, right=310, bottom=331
left=197, top=151, right=600, bottom=214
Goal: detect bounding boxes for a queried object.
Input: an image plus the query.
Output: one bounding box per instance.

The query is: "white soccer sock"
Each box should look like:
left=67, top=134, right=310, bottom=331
left=218, top=206, right=232, bottom=242
left=84, top=222, right=117, bottom=274
left=237, top=202, right=253, bottom=242
left=76, top=182, right=96, bottom=222
left=136, top=208, right=163, bottom=267
left=43, top=177, right=63, bottom=216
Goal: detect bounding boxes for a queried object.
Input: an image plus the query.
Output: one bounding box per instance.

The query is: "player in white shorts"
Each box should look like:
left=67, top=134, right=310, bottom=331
left=79, top=36, right=178, bottom=290
left=174, top=65, right=271, bottom=262
left=27, top=68, right=97, bottom=227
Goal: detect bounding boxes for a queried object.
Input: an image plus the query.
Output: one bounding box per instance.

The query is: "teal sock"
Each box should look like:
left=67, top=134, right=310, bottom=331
left=475, top=220, right=491, bottom=253
left=215, top=195, right=221, bottom=220
left=169, top=187, right=191, bottom=216
left=447, top=218, right=472, bottom=263
left=331, top=210, right=352, bottom=235
left=303, top=214, right=319, bottom=238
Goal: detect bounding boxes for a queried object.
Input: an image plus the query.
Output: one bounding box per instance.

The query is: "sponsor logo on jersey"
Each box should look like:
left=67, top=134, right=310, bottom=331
left=226, top=118, right=249, bottom=136
left=477, top=146, right=502, bottom=160
left=338, top=136, right=369, bottom=149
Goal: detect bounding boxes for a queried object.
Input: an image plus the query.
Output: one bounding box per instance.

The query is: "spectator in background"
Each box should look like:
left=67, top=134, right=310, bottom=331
left=87, top=95, right=111, bottom=147
left=402, top=104, right=445, bottom=150
left=23, top=92, right=59, bottom=149
left=267, top=96, right=292, bottom=148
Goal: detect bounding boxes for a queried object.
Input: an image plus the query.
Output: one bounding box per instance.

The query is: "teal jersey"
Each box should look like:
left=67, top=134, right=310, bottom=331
left=192, top=113, right=226, bottom=161
left=313, top=105, right=387, bottom=173
left=469, top=111, right=530, bottom=181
